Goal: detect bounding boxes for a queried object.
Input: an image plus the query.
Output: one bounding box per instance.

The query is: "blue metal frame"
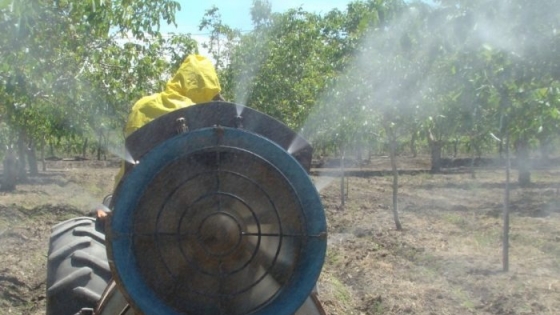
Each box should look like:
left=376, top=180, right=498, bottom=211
left=110, top=127, right=326, bottom=315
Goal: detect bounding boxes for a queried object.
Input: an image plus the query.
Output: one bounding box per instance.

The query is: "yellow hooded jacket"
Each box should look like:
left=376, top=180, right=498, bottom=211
left=124, top=54, right=221, bottom=136
left=115, top=55, right=221, bottom=187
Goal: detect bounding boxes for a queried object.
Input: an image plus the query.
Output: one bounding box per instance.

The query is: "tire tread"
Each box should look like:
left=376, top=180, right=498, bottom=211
left=46, top=217, right=111, bottom=315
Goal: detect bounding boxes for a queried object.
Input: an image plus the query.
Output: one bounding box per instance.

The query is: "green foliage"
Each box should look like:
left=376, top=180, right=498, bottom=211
left=2, top=0, right=559, bottom=167
left=0, top=0, right=197, bottom=159
left=199, top=6, right=240, bottom=71
left=227, top=5, right=340, bottom=129
left=434, top=0, right=560, bottom=157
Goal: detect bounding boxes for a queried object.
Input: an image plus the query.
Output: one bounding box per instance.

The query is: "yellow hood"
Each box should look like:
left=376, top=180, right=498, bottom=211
left=164, top=54, right=222, bottom=104
left=124, top=55, right=221, bottom=136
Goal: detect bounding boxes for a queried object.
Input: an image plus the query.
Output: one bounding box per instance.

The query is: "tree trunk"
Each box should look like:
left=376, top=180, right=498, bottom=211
left=17, top=133, right=27, bottom=182
left=427, top=128, right=443, bottom=173
left=538, top=136, right=550, bottom=163
left=49, top=141, right=55, bottom=158
left=498, top=137, right=503, bottom=159
left=469, top=142, right=478, bottom=179
left=40, top=138, right=46, bottom=171
left=503, top=133, right=510, bottom=272
left=429, top=141, right=443, bottom=173
left=97, top=129, right=103, bottom=161
left=82, top=138, right=88, bottom=159
left=453, top=138, right=458, bottom=158
left=515, top=138, right=531, bottom=187
left=410, top=132, right=417, bottom=158
left=387, top=128, right=402, bottom=231
left=476, top=143, right=482, bottom=158
left=27, top=141, right=39, bottom=176
left=1, top=147, right=18, bottom=191
left=97, top=140, right=102, bottom=161
left=340, top=149, right=345, bottom=207
left=355, top=146, right=362, bottom=165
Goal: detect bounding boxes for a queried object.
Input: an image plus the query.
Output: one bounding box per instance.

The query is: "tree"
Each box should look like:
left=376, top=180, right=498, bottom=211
left=305, top=0, right=409, bottom=224
left=433, top=0, right=560, bottom=272
left=227, top=5, right=345, bottom=130
left=199, top=6, right=241, bottom=71
left=0, top=0, right=197, bottom=176
left=432, top=0, right=560, bottom=184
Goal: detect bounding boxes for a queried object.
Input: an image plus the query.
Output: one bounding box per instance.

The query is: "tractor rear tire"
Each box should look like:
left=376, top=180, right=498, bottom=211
left=46, top=217, right=111, bottom=315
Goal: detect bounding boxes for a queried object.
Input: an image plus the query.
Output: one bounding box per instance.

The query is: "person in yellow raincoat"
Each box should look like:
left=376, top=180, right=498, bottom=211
left=125, top=54, right=223, bottom=136
left=114, top=54, right=223, bottom=187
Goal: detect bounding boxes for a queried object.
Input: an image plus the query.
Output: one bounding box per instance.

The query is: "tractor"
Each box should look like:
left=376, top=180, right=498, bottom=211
left=46, top=102, right=328, bottom=315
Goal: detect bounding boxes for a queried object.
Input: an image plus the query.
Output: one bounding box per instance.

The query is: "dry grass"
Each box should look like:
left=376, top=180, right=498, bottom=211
left=317, top=167, right=560, bottom=315
left=1, top=158, right=560, bottom=314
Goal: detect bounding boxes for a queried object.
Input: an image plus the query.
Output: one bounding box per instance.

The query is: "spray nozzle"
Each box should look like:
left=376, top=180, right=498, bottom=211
left=235, top=115, right=244, bottom=129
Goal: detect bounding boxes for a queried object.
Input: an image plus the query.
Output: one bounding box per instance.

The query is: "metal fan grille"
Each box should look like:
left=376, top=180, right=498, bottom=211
left=109, top=127, right=326, bottom=315
left=131, top=148, right=305, bottom=314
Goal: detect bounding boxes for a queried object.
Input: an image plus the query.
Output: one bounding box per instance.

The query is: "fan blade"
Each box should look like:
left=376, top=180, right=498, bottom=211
left=244, top=224, right=296, bottom=284
left=229, top=260, right=283, bottom=314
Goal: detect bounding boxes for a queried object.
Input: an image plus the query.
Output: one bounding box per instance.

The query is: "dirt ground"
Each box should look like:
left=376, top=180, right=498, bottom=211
left=1, top=156, right=560, bottom=315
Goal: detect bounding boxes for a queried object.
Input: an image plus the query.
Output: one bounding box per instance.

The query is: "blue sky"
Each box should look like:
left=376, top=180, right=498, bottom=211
left=161, top=0, right=367, bottom=34
left=161, top=0, right=435, bottom=55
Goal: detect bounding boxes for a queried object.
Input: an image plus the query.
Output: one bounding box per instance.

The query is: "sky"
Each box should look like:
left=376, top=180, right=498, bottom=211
left=160, top=0, right=435, bottom=56
left=161, top=0, right=363, bottom=35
